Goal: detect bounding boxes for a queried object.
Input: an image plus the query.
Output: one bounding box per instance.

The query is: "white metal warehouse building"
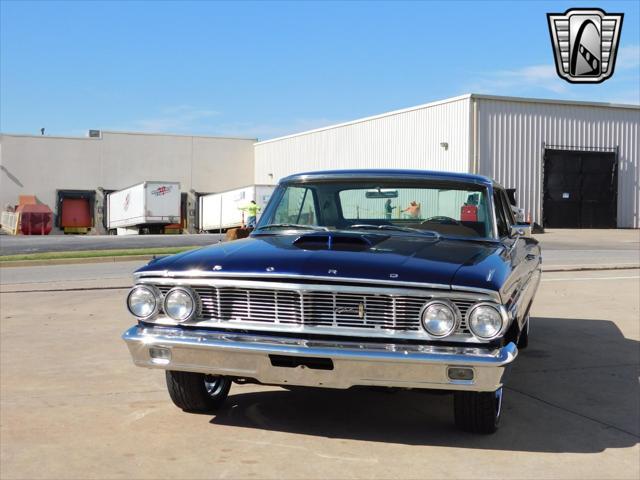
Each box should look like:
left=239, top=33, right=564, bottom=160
left=255, top=94, right=640, bottom=228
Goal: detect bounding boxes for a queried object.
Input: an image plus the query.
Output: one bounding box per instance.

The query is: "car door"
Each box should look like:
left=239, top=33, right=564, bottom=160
left=495, top=188, right=541, bottom=330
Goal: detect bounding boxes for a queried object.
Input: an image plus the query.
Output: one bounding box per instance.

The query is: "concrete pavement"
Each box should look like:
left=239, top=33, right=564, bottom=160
left=535, top=229, right=640, bottom=270
left=1, top=269, right=638, bottom=479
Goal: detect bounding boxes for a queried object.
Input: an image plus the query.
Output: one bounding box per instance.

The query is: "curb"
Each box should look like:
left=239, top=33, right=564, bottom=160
left=542, top=264, right=639, bottom=272
left=1, top=285, right=132, bottom=294
left=0, top=254, right=156, bottom=268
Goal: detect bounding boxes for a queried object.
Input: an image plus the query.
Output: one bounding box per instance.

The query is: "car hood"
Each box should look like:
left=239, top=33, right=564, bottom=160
left=136, top=232, right=508, bottom=291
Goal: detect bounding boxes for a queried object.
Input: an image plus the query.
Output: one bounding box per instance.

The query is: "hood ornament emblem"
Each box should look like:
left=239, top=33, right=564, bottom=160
left=266, top=266, right=275, bottom=272
left=328, top=269, right=338, bottom=275
left=212, top=265, right=223, bottom=271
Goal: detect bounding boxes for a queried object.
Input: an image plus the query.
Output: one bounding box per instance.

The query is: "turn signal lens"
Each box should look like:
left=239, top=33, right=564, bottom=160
left=448, top=367, right=474, bottom=381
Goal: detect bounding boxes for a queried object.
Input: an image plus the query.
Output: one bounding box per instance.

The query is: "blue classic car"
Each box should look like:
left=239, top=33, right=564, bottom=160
left=123, top=170, right=541, bottom=433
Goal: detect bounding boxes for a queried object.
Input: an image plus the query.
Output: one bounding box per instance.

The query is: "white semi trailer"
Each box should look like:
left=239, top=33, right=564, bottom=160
left=107, top=181, right=181, bottom=235
left=199, top=185, right=275, bottom=231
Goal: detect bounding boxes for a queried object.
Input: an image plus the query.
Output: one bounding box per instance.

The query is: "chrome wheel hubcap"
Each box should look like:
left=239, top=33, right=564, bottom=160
left=204, top=375, right=224, bottom=397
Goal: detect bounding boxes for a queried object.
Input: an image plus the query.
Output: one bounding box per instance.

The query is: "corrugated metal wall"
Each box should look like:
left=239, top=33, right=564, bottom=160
left=255, top=94, right=638, bottom=228
left=476, top=98, right=640, bottom=228
left=255, top=96, right=471, bottom=184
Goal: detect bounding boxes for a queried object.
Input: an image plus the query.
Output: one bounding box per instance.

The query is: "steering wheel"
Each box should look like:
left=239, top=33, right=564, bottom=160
left=421, top=216, right=462, bottom=226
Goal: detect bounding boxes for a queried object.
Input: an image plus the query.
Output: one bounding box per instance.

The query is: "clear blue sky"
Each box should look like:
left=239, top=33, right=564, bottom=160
left=1, top=1, right=638, bottom=140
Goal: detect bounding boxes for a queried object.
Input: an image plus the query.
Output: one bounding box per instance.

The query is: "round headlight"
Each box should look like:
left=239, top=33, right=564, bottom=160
left=421, top=301, right=458, bottom=338
left=127, top=285, right=159, bottom=319
left=163, top=287, right=197, bottom=322
left=468, top=304, right=504, bottom=339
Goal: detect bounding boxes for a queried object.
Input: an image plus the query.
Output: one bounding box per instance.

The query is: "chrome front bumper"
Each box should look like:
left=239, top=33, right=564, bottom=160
left=122, top=325, right=517, bottom=392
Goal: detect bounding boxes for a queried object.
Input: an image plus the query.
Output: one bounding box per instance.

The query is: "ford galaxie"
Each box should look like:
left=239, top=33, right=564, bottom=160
left=123, top=170, right=541, bottom=433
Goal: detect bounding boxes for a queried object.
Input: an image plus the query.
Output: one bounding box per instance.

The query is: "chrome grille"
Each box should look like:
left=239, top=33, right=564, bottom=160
left=158, top=284, right=473, bottom=333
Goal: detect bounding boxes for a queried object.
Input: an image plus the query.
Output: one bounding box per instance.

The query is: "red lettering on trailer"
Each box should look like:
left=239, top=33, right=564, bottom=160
left=151, top=186, right=172, bottom=196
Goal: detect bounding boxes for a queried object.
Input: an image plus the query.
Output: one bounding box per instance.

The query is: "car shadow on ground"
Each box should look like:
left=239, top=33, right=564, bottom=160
left=209, top=317, right=639, bottom=452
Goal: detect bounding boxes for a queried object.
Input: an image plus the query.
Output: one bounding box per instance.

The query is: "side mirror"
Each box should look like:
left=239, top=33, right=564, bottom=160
left=510, top=224, right=532, bottom=238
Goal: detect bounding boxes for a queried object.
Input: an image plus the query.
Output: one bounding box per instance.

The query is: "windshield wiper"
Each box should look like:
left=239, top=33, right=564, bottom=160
left=348, top=224, right=440, bottom=238
left=255, top=223, right=329, bottom=232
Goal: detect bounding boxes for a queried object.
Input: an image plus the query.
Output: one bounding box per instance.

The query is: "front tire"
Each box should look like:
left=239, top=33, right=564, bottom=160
left=454, top=388, right=503, bottom=434
left=165, top=371, right=231, bottom=412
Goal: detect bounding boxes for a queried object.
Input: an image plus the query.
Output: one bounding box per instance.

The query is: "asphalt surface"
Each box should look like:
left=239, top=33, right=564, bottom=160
left=0, top=233, right=224, bottom=256
left=1, top=268, right=638, bottom=479
left=1, top=229, right=638, bottom=289
left=0, top=261, right=145, bottom=287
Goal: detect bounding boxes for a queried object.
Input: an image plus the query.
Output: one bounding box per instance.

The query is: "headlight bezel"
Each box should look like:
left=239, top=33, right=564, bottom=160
left=162, top=286, right=199, bottom=323
left=466, top=302, right=507, bottom=340
left=420, top=299, right=460, bottom=338
left=126, top=285, right=161, bottom=320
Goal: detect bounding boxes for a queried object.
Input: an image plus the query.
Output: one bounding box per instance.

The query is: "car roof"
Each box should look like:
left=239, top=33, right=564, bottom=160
left=280, top=169, right=500, bottom=188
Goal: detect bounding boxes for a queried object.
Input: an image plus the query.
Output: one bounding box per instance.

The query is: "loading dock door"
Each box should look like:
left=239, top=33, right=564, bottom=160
left=61, top=198, right=92, bottom=228
left=543, top=149, right=617, bottom=228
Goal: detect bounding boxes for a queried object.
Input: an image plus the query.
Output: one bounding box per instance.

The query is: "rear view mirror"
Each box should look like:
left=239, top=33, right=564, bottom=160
left=365, top=189, right=398, bottom=199
left=510, top=224, right=532, bottom=238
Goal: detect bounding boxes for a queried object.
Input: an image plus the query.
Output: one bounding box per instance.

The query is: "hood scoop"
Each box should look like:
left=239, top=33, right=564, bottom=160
left=293, top=232, right=380, bottom=251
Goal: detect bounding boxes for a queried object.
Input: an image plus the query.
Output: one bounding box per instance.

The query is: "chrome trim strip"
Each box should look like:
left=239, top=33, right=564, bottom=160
left=134, top=272, right=502, bottom=301
left=280, top=172, right=493, bottom=187
left=450, top=284, right=502, bottom=302
left=137, top=277, right=492, bottom=301
left=174, top=319, right=484, bottom=343
left=122, top=325, right=517, bottom=391
left=134, top=270, right=449, bottom=289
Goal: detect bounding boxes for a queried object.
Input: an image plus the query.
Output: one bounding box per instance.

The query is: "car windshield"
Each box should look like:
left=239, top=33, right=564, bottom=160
left=257, top=180, right=494, bottom=239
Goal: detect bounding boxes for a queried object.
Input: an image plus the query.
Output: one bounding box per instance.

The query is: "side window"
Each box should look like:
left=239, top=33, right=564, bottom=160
left=273, top=187, right=318, bottom=225
left=493, top=191, right=509, bottom=238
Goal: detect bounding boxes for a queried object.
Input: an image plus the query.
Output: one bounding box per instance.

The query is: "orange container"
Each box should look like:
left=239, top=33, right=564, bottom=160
left=17, top=204, right=53, bottom=235
left=19, top=195, right=38, bottom=207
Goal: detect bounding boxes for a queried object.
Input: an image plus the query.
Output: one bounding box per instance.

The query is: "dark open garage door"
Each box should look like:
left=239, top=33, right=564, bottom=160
left=543, top=148, right=618, bottom=228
